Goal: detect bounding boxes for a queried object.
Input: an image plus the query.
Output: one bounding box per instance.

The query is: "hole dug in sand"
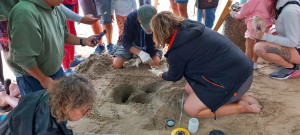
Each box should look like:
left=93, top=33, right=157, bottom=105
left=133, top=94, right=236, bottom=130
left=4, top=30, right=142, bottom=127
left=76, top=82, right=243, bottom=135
left=112, top=84, right=135, bottom=104
left=131, top=93, right=152, bottom=104
left=141, top=82, right=163, bottom=94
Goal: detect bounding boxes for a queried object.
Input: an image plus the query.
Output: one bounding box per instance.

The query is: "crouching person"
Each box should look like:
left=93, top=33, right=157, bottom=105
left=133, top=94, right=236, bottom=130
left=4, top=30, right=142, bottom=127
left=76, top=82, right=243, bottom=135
left=0, top=74, right=96, bottom=134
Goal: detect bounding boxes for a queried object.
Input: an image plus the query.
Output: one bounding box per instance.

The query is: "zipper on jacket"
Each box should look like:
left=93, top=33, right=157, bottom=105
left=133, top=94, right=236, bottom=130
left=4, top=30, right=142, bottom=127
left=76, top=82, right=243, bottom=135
left=202, top=76, right=227, bottom=94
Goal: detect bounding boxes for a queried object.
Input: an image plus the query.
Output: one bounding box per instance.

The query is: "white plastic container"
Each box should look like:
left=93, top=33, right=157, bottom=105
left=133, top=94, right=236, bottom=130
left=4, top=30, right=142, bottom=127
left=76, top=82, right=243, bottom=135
left=188, top=118, right=199, bottom=133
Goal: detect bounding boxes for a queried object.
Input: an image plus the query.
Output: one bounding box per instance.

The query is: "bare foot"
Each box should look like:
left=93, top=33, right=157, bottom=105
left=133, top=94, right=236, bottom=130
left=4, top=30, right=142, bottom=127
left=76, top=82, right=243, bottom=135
left=240, top=95, right=260, bottom=105
left=238, top=99, right=262, bottom=113
left=9, top=83, right=20, bottom=97
left=0, top=91, right=9, bottom=107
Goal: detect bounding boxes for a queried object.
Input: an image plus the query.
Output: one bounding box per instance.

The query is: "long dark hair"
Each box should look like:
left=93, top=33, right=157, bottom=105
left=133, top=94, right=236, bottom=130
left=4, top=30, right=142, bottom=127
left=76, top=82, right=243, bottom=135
left=270, top=0, right=279, bottom=20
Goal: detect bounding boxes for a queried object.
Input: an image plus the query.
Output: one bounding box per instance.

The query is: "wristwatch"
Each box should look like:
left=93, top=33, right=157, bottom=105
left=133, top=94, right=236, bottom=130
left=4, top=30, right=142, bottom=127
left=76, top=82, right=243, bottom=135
left=80, top=38, right=86, bottom=46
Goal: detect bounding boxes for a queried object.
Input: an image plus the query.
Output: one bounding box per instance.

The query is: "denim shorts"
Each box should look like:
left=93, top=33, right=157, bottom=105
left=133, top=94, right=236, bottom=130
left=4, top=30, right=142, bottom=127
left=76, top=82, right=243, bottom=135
left=95, top=0, right=112, bottom=25
left=113, top=42, right=163, bottom=60
left=79, top=0, right=112, bottom=25
left=174, top=0, right=189, bottom=4
left=16, top=67, right=66, bottom=96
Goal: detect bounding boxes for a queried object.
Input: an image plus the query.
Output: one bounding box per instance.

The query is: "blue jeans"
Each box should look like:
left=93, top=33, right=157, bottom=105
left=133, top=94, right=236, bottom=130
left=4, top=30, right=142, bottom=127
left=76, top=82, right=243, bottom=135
left=139, top=0, right=151, bottom=6
left=16, top=67, right=66, bottom=96
left=197, top=7, right=217, bottom=29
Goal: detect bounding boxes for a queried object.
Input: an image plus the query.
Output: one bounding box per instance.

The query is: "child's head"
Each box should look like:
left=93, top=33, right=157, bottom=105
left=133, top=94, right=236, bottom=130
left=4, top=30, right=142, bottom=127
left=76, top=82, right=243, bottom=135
left=47, top=74, right=96, bottom=122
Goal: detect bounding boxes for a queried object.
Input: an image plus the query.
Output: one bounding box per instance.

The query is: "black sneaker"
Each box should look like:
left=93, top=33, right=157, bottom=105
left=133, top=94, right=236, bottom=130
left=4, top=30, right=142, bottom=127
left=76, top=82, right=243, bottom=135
left=270, top=64, right=300, bottom=80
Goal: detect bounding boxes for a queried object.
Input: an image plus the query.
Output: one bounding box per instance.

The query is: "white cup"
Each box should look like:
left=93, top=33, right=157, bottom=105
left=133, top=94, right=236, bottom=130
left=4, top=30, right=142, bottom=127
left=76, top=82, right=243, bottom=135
left=188, top=118, right=199, bottom=133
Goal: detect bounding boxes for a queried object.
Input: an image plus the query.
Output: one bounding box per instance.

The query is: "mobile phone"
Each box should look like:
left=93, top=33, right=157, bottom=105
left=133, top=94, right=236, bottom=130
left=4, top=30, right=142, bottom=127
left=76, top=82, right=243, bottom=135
left=97, top=12, right=107, bottom=18
left=92, top=30, right=107, bottom=44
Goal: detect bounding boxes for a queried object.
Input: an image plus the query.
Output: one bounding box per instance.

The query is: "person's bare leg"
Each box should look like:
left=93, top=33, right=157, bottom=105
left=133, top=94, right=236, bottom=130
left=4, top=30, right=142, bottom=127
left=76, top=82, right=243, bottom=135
left=202, top=10, right=205, bottom=25
left=177, top=3, right=188, bottom=18
left=185, top=82, right=194, bottom=95
left=91, top=20, right=104, bottom=45
left=154, top=0, right=158, bottom=10
left=0, top=91, right=18, bottom=108
left=149, top=55, right=160, bottom=67
left=103, top=24, right=113, bottom=44
left=113, top=57, right=128, bottom=69
left=245, top=38, right=255, bottom=59
left=3, top=51, right=13, bottom=72
left=9, top=83, right=20, bottom=97
left=169, top=0, right=180, bottom=16
left=184, top=92, right=262, bottom=117
left=254, top=42, right=300, bottom=68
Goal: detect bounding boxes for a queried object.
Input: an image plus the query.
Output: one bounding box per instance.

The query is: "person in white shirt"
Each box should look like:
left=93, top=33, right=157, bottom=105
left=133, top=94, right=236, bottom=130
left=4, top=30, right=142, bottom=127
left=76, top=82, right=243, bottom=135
left=254, top=0, right=300, bottom=80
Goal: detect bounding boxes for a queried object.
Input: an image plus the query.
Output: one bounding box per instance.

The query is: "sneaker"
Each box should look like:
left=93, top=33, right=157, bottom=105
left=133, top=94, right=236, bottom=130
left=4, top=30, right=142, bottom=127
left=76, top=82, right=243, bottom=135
left=107, top=43, right=114, bottom=55
left=93, top=44, right=105, bottom=54
left=253, top=62, right=258, bottom=70
left=269, top=64, right=300, bottom=80
left=70, top=57, right=85, bottom=67
left=65, top=68, right=76, bottom=76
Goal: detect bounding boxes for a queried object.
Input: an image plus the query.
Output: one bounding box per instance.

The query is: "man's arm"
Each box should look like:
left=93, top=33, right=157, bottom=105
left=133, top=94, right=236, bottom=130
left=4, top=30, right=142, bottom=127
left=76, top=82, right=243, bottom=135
left=25, top=66, right=53, bottom=89
left=64, top=34, right=97, bottom=47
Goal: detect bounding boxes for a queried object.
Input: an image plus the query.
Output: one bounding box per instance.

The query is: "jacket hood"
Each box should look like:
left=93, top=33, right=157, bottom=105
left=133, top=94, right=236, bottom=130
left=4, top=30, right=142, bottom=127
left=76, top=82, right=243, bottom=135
left=277, top=0, right=300, bottom=10
left=20, top=0, right=52, bottom=10
left=165, top=19, right=205, bottom=57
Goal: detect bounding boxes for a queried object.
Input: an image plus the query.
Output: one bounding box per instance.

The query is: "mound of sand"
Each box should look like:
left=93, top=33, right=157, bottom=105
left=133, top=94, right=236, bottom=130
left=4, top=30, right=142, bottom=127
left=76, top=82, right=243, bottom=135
left=68, top=53, right=300, bottom=135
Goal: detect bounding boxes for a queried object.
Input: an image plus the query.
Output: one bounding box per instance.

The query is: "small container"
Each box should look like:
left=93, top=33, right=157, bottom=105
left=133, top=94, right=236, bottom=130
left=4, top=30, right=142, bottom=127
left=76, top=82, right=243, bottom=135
left=188, top=118, right=199, bottom=133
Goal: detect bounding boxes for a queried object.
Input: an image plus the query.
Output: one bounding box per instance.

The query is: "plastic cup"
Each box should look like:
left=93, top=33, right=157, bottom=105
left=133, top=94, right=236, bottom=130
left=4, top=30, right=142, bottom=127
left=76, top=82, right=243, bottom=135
left=188, top=118, right=199, bottom=133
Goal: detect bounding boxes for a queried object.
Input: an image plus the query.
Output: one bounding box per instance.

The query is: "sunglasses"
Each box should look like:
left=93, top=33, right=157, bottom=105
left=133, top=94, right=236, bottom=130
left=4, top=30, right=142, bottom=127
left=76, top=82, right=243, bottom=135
left=83, top=107, right=91, bottom=116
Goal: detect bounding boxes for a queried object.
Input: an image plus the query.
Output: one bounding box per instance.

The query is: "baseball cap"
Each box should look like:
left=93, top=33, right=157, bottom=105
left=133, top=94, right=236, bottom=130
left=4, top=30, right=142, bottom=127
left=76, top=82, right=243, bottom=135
left=137, top=5, right=157, bottom=29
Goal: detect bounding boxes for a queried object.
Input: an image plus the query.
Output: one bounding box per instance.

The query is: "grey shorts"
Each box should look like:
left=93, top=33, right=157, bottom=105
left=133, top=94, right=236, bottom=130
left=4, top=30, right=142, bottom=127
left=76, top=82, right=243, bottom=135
left=113, top=42, right=163, bottom=60
left=79, top=0, right=112, bottom=25
left=225, top=72, right=253, bottom=104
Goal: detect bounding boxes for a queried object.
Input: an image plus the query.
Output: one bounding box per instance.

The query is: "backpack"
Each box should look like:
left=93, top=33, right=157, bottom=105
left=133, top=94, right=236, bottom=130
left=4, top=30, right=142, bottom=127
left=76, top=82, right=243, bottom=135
left=278, top=1, right=300, bottom=15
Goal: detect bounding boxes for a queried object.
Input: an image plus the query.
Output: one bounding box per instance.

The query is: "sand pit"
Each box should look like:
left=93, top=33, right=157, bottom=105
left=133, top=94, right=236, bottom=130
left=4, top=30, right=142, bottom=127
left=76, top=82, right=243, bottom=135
left=66, top=53, right=300, bottom=135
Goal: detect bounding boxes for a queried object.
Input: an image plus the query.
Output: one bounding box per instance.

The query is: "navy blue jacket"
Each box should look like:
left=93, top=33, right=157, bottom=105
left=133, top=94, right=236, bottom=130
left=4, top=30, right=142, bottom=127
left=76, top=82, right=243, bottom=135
left=122, top=10, right=158, bottom=57
left=0, top=90, right=73, bottom=135
left=162, top=19, right=253, bottom=113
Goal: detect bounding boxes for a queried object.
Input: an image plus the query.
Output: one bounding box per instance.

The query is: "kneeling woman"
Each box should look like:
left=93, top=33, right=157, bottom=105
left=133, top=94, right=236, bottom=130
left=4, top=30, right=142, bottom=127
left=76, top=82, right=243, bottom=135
left=0, top=74, right=96, bottom=134
left=150, top=11, right=262, bottom=118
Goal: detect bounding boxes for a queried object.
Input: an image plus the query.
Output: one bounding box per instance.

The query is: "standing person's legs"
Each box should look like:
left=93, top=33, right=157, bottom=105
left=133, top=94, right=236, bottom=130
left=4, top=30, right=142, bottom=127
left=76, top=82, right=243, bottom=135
left=245, top=38, right=255, bottom=59
left=154, top=0, right=158, bottom=10
left=78, top=0, right=104, bottom=44
left=175, top=0, right=188, bottom=18
left=139, top=0, right=151, bottom=6
left=116, top=15, right=127, bottom=36
left=197, top=9, right=203, bottom=23
left=204, top=7, right=217, bottom=29
left=169, top=0, right=180, bottom=16
left=96, top=0, right=114, bottom=54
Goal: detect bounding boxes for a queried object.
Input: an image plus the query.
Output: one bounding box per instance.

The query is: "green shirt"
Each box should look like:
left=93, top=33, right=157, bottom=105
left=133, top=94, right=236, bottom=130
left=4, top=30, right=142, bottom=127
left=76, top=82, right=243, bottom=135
left=7, top=0, right=69, bottom=76
left=0, top=0, right=19, bottom=21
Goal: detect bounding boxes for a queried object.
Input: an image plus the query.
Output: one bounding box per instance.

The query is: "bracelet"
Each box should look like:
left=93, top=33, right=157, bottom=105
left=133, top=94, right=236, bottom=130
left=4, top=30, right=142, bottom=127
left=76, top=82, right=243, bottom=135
left=80, top=38, right=86, bottom=46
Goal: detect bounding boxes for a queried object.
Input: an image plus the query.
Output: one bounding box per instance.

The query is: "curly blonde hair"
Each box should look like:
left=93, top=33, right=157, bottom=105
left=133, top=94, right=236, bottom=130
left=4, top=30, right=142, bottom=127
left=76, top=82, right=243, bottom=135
left=47, top=74, right=96, bottom=122
left=150, top=11, right=185, bottom=48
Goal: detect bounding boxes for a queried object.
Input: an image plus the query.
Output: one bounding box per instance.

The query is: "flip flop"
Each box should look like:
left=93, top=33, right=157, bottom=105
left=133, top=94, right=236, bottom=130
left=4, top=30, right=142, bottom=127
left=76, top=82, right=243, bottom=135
left=4, top=79, right=11, bottom=95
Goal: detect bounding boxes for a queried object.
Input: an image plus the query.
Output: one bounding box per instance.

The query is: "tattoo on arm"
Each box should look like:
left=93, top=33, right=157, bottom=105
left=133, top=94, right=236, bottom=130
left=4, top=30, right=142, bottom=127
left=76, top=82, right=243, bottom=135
left=264, top=45, right=291, bottom=61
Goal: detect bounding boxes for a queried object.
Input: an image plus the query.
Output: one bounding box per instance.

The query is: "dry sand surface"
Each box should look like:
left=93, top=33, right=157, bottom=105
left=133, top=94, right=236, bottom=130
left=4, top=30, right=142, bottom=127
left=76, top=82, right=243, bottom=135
left=2, top=0, right=300, bottom=135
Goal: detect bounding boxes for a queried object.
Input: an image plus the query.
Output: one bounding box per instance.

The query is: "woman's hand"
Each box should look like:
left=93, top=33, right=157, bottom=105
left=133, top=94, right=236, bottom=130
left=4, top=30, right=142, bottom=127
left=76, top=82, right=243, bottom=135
left=111, top=15, right=115, bottom=23
left=254, top=30, right=264, bottom=40
left=80, top=14, right=101, bottom=25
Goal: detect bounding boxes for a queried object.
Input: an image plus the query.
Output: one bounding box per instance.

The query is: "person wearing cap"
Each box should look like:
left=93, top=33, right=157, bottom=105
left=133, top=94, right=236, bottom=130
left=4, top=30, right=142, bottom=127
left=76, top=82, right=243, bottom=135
left=112, top=5, right=163, bottom=69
